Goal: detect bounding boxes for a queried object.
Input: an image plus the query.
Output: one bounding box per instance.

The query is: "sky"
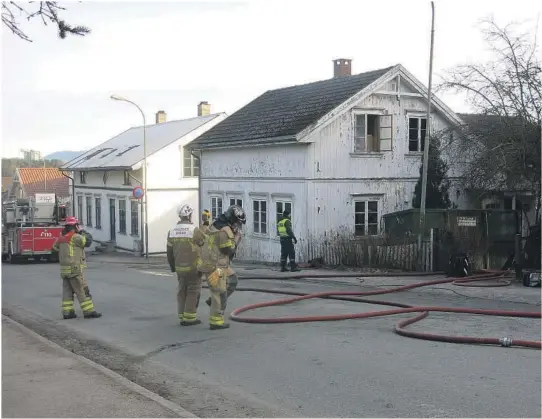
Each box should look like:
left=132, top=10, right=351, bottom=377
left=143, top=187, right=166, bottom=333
left=1, top=0, right=541, bottom=158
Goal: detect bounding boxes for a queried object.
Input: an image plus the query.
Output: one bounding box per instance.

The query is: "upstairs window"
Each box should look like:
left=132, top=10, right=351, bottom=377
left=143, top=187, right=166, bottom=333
left=408, top=117, right=427, bottom=152
left=183, top=148, right=200, bottom=177
left=354, top=114, right=392, bottom=153
left=123, top=170, right=131, bottom=185
left=79, top=171, right=87, bottom=184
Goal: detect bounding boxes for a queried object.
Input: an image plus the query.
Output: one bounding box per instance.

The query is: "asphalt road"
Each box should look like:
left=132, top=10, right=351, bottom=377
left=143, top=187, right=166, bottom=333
left=2, top=261, right=541, bottom=418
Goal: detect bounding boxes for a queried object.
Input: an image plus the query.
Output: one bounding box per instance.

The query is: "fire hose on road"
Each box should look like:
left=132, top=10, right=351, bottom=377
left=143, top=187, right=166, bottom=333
left=214, top=270, right=541, bottom=350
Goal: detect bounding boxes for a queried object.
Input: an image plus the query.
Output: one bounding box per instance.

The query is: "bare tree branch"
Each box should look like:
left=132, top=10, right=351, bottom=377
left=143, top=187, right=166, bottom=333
left=1, top=1, right=90, bottom=42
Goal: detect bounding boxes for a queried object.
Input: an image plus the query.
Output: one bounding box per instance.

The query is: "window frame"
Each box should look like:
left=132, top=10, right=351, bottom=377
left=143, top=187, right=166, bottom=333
left=352, top=110, right=389, bottom=153
left=118, top=199, right=127, bottom=235
left=123, top=170, right=132, bottom=185
left=275, top=200, right=293, bottom=237
left=182, top=147, right=200, bottom=178
left=353, top=198, right=380, bottom=237
left=252, top=198, right=268, bottom=236
left=85, top=196, right=93, bottom=227
left=130, top=199, right=139, bottom=236
left=79, top=171, right=87, bottom=184
left=95, top=197, right=102, bottom=229
left=210, top=195, right=223, bottom=220
left=228, top=197, right=243, bottom=208
left=408, top=115, right=427, bottom=153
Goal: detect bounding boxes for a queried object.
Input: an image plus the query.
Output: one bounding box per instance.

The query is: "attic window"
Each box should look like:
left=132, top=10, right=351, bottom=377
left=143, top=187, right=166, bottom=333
left=84, top=149, right=106, bottom=160
left=100, top=149, right=117, bottom=158
left=116, top=145, right=140, bottom=157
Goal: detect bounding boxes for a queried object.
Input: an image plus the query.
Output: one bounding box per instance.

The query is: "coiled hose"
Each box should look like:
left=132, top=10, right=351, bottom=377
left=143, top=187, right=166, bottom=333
left=224, top=270, right=541, bottom=350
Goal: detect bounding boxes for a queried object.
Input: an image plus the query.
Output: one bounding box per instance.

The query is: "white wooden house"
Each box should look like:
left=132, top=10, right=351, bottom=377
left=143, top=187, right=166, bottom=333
left=62, top=104, right=226, bottom=254
left=187, top=60, right=473, bottom=263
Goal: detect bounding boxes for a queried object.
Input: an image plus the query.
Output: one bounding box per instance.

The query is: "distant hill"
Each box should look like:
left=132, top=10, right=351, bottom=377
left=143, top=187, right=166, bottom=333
left=44, top=150, right=85, bottom=163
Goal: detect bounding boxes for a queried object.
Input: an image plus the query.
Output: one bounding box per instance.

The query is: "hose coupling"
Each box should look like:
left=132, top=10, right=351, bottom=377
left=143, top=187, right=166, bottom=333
left=499, top=336, right=513, bottom=347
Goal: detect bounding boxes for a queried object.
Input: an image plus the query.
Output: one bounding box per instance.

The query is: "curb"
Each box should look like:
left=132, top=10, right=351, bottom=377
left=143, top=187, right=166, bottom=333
left=2, top=315, right=198, bottom=419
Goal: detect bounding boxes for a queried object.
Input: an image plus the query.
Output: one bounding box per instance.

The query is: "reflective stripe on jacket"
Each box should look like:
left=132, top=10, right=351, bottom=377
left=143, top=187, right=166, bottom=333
left=199, top=225, right=236, bottom=273
left=54, top=231, right=87, bottom=276
left=166, top=222, right=205, bottom=273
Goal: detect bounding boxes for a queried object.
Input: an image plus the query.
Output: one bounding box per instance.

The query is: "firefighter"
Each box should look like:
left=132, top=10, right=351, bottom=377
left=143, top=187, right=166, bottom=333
left=167, top=204, right=206, bottom=326
left=277, top=208, right=300, bottom=272
left=52, top=217, right=101, bottom=319
left=201, top=209, right=212, bottom=233
left=199, top=205, right=245, bottom=330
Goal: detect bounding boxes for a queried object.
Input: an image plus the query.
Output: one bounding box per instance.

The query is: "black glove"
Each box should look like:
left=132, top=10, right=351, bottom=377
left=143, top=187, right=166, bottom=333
left=170, top=267, right=176, bottom=273
left=293, top=238, right=298, bottom=244
left=80, top=230, right=93, bottom=248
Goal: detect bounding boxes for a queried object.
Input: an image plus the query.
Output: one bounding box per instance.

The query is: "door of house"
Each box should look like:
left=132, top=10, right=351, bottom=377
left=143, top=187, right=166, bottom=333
left=109, top=198, right=116, bottom=241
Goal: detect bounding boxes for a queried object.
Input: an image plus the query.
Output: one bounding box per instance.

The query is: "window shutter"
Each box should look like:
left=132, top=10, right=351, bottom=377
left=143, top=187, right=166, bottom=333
left=379, top=115, right=392, bottom=151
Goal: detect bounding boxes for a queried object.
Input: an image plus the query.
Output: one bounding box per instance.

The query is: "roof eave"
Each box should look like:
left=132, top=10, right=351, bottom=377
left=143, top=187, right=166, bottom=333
left=59, top=166, right=133, bottom=172
left=188, top=135, right=299, bottom=151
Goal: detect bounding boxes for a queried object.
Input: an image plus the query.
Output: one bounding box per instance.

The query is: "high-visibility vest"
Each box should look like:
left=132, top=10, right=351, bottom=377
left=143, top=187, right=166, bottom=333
left=277, top=218, right=289, bottom=238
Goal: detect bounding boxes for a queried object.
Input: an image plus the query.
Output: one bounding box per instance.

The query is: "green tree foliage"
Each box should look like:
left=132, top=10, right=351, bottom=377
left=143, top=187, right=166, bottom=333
left=412, top=137, right=451, bottom=209
left=1, top=158, right=64, bottom=177
left=2, top=1, right=90, bottom=42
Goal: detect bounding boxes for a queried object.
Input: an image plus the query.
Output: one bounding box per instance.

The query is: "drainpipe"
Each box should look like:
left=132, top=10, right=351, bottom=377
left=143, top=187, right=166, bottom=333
left=191, top=149, right=203, bottom=223
left=60, top=171, right=75, bottom=216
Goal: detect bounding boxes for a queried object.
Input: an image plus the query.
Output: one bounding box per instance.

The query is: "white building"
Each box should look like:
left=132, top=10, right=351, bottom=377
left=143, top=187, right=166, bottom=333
left=187, top=60, right=472, bottom=263
left=62, top=104, right=226, bottom=254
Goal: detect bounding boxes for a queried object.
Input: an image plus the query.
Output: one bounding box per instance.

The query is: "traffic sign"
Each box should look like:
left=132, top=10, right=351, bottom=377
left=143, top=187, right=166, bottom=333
left=132, top=186, right=144, bottom=200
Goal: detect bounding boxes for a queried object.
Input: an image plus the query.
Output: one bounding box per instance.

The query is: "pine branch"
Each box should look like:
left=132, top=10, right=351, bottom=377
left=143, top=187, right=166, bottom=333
left=1, top=1, right=90, bottom=42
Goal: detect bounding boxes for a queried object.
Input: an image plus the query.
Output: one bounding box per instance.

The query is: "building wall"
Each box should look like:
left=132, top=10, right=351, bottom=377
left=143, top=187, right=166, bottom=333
left=73, top=170, right=142, bottom=252
left=200, top=144, right=309, bottom=262
left=304, top=89, right=471, bottom=239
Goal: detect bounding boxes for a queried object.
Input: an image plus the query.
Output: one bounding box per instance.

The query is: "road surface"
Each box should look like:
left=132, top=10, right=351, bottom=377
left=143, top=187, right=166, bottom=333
left=2, top=261, right=541, bottom=418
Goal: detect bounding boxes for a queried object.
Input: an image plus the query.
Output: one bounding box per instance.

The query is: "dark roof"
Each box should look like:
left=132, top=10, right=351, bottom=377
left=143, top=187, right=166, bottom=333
left=188, top=65, right=395, bottom=149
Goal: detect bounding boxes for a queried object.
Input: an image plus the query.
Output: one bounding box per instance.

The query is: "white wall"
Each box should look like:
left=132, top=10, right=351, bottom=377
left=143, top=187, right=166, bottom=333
left=73, top=169, right=143, bottom=252
left=200, top=144, right=309, bottom=262
left=147, top=189, right=199, bottom=254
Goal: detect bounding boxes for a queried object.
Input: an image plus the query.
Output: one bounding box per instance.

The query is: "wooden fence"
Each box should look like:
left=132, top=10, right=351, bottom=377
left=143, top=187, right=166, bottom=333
left=306, top=238, right=433, bottom=272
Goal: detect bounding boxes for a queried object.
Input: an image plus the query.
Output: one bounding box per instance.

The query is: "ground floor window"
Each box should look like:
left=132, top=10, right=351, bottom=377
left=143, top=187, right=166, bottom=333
left=354, top=200, right=379, bottom=236
left=253, top=199, right=267, bottom=234
left=85, top=196, right=93, bottom=227
left=119, top=199, right=127, bottom=234
left=130, top=200, right=139, bottom=236
left=275, top=201, right=292, bottom=236
left=210, top=196, right=223, bottom=219
left=95, top=197, right=102, bottom=229
left=229, top=197, right=243, bottom=208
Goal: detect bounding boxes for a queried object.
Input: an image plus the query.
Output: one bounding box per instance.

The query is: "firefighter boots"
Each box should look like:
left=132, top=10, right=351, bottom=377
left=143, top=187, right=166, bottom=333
left=63, top=311, right=77, bottom=320
left=84, top=311, right=102, bottom=319
left=181, top=319, right=202, bottom=326
left=210, top=323, right=230, bottom=330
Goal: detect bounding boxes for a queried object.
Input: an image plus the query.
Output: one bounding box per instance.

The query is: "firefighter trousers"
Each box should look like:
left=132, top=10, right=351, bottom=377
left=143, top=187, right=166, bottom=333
left=199, top=271, right=238, bottom=310
left=206, top=269, right=228, bottom=326
left=61, top=274, right=97, bottom=316
left=177, top=270, right=202, bottom=324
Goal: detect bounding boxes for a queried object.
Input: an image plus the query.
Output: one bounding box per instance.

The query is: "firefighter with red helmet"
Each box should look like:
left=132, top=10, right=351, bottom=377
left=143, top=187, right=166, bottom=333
left=52, top=216, right=101, bottom=319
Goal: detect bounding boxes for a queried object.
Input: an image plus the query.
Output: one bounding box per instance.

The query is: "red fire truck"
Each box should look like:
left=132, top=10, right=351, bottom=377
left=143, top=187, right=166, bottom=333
left=2, top=193, right=69, bottom=263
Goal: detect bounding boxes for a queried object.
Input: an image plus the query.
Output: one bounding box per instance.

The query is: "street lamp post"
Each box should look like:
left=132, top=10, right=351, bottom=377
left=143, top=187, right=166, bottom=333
left=110, top=94, right=149, bottom=260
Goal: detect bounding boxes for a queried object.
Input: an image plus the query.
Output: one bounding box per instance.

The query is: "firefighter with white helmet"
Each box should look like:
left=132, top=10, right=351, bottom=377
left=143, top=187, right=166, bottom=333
left=166, top=204, right=206, bottom=326
left=198, top=204, right=245, bottom=330
left=52, top=216, right=101, bottom=319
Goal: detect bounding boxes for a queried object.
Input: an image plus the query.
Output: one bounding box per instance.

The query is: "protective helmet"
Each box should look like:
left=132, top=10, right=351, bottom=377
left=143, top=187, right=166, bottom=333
left=177, top=204, right=194, bottom=219
left=65, top=216, right=79, bottom=226
left=224, top=205, right=246, bottom=225
left=202, top=209, right=211, bottom=222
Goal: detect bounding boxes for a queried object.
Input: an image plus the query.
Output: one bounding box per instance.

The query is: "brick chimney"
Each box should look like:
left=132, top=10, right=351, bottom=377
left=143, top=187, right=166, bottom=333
left=197, top=101, right=211, bottom=117
left=333, top=58, right=352, bottom=78
left=155, top=110, right=167, bottom=124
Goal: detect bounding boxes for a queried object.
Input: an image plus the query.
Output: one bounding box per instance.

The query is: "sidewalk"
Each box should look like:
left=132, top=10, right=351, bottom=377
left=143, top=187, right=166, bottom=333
left=1, top=316, right=196, bottom=418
